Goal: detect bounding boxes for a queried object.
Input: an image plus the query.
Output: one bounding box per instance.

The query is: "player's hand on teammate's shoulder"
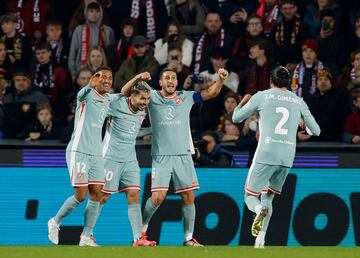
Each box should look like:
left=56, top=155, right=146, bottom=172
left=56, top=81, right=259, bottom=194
left=137, top=72, right=151, bottom=81
left=218, top=68, right=229, bottom=81
left=297, top=130, right=311, bottom=141
left=239, top=94, right=252, bottom=106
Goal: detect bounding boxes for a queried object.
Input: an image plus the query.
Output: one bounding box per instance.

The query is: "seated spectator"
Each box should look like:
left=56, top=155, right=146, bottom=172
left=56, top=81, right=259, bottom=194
left=153, top=46, right=191, bottom=90
left=316, top=9, right=341, bottom=75
left=170, top=0, right=205, bottom=40
left=343, top=87, right=360, bottom=144
left=68, top=2, right=115, bottom=81
left=85, top=46, right=108, bottom=74
left=299, top=68, right=352, bottom=142
left=220, top=113, right=243, bottom=142
left=45, top=19, right=69, bottom=68
left=291, top=38, right=323, bottom=101
left=271, top=0, right=303, bottom=68
left=193, top=11, right=231, bottom=74
left=0, top=13, right=32, bottom=72
left=0, top=41, right=11, bottom=87
left=337, top=49, right=360, bottom=91
left=114, top=35, right=159, bottom=92
left=256, top=0, right=279, bottom=37
left=244, top=37, right=275, bottom=95
left=303, top=0, right=342, bottom=38
left=31, top=41, right=70, bottom=116
left=114, top=18, right=136, bottom=70
left=193, top=130, right=232, bottom=167
left=216, top=91, right=240, bottom=132
left=154, top=21, right=194, bottom=67
left=16, top=103, right=63, bottom=140
left=3, top=71, right=49, bottom=138
left=230, top=14, right=266, bottom=72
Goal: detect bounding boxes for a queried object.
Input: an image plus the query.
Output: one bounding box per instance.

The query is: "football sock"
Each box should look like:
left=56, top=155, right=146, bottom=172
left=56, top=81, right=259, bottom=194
left=182, top=204, right=195, bottom=241
left=245, top=194, right=261, bottom=214
left=128, top=204, right=142, bottom=241
left=260, top=193, right=274, bottom=233
left=82, top=199, right=100, bottom=237
left=54, top=195, right=81, bottom=224
left=142, top=198, right=159, bottom=232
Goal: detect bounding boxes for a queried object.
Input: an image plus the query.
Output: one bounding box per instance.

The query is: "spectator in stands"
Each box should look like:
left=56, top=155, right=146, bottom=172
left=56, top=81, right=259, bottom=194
left=193, top=12, right=231, bottom=74
left=303, top=0, right=342, bottom=38
left=216, top=91, right=240, bottom=132
left=3, top=71, right=49, bottom=139
left=114, top=18, right=136, bottom=70
left=193, top=130, right=232, bottom=167
left=342, top=10, right=360, bottom=60
left=316, top=9, right=341, bottom=75
left=271, top=0, right=303, bottom=68
left=219, top=0, right=259, bottom=38
left=291, top=38, right=323, bottom=101
left=31, top=41, right=70, bottom=116
left=68, top=0, right=111, bottom=37
left=153, top=46, right=191, bottom=90
left=343, top=87, right=360, bottom=144
left=230, top=14, right=266, bottom=72
left=0, top=41, right=11, bottom=84
left=299, top=68, right=352, bottom=142
left=169, top=0, right=205, bottom=40
left=46, top=19, right=69, bottom=68
left=16, top=103, right=63, bottom=140
left=244, top=37, right=275, bottom=95
left=0, top=74, right=6, bottom=136
left=7, top=0, right=52, bottom=45
left=220, top=112, right=243, bottom=142
left=256, top=0, right=280, bottom=37
left=113, top=35, right=158, bottom=92
left=85, top=46, right=108, bottom=74
left=68, top=2, right=115, bottom=81
left=154, top=21, right=194, bottom=67
left=191, top=47, right=237, bottom=133
left=0, top=13, right=32, bottom=72
left=336, top=49, right=360, bottom=91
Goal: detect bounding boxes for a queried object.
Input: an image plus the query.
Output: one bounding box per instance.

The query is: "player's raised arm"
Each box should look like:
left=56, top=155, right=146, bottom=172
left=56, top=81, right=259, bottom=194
left=232, top=93, right=259, bottom=123
left=200, top=68, right=229, bottom=101
left=300, top=99, right=321, bottom=136
left=121, top=72, right=152, bottom=96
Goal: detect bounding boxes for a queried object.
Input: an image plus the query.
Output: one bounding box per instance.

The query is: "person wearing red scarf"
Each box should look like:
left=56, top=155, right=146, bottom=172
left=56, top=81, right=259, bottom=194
left=68, top=2, right=115, bottom=81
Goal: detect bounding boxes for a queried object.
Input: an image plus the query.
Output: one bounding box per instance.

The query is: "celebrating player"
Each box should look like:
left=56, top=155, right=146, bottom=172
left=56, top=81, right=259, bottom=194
left=100, top=73, right=157, bottom=246
left=232, top=66, right=321, bottom=248
left=122, top=68, right=229, bottom=246
left=48, top=66, right=113, bottom=247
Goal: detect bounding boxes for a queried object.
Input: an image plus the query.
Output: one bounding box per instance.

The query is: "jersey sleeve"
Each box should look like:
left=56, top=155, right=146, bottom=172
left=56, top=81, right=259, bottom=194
left=77, top=85, right=92, bottom=102
left=192, top=91, right=203, bottom=104
left=107, top=94, right=125, bottom=117
left=232, top=93, right=260, bottom=123
left=300, top=99, right=321, bottom=136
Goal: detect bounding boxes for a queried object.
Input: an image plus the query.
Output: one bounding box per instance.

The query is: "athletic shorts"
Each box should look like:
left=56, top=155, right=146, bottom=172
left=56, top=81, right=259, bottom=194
left=245, top=162, right=289, bottom=196
left=66, top=151, right=105, bottom=187
left=102, top=159, right=140, bottom=194
left=151, top=155, right=199, bottom=194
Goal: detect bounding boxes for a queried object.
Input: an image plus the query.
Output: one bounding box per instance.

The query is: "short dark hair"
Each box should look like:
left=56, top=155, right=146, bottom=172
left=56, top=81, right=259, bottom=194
left=160, top=68, right=176, bottom=78
left=202, top=130, right=220, bottom=144
left=35, top=41, right=51, bottom=52
left=210, top=47, right=230, bottom=59
left=87, top=2, right=101, bottom=11
left=46, top=19, right=62, bottom=28
left=249, top=37, right=273, bottom=57
left=95, top=66, right=112, bottom=73
left=279, top=0, right=296, bottom=7
left=131, top=81, right=151, bottom=95
left=271, top=66, right=291, bottom=88
left=350, top=49, right=360, bottom=62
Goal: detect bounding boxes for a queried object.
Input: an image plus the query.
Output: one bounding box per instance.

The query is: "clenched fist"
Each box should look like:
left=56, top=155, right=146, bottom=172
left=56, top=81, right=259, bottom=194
left=218, top=68, right=229, bottom=81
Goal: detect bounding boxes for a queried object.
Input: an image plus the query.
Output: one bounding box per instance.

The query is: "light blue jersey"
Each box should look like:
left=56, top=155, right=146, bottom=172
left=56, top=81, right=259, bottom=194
left=66, top=85, right=111, bottom=156
left=233, top=88, right=320, bottom=167
left=148, top=90, right=202, bottom=156
left=102, top=94, right=146, bottom=162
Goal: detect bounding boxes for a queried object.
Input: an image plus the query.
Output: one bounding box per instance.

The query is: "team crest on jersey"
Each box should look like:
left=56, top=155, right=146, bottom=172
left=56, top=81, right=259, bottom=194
left=77, top=172, right=85, bottom=180
left=175, top=97, right=184, bottom=105
left=122, top=115, right=128, bottom=120
left=139, top=115, right=145, bottom=122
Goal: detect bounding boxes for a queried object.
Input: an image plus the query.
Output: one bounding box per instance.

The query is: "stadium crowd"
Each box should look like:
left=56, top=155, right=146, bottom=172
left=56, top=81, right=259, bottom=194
left=0, top=0, right=359, bottom=157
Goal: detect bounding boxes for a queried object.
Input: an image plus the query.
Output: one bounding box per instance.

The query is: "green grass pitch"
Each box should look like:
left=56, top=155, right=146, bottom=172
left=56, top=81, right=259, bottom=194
left=0, top=246, right=359, bottom=258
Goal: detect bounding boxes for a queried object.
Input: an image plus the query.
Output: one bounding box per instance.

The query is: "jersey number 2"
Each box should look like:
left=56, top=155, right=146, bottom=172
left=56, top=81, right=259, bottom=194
left=275, top=107, right=289, bottom=135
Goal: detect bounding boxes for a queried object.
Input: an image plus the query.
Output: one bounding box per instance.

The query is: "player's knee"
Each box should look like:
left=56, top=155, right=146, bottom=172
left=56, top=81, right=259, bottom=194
left=75, top=192, right=87, bottom=202
left=101, top=193, right=111, bottom=204
left=126, top=190, right=140, bottom=204
left=152, top=195, right=165, bottom=206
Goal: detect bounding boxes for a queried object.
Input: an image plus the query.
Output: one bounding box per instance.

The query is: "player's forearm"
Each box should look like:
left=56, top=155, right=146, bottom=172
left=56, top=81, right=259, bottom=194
left=121, top=76, right=139, bottom=96
left=201, top=78, right=224, bottom=101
